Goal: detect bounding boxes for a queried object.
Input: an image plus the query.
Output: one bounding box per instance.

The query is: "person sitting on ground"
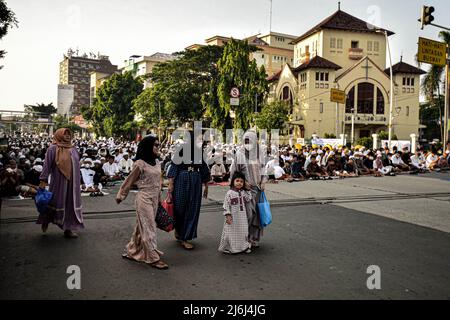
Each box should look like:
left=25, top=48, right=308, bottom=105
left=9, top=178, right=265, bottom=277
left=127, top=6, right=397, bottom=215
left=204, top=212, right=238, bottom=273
left=118, top=152, right=134, bottom=176
left=410, top=151, right=427, bottom=173
left=306, top=155, right=329, bottom=179
left=80, top=158, right=98, bottom=193
left=353, top=152, right=372, bottom=175
left=373, top=152, right=394, bottom=176
left=93, top=159, right=108, bottom=188
left=343, top=158, right=358, bottom=177
left=426, top=149, right=440, bottom=171
left=0, top=160, right=25, bottom=197
left=211, top=157, right=227, bottom=183
left=325, top=156, right=341, bottom=177
left=437, top=154, right=450, bottom=171
left=401, top=146, right=412, bottom=166
left=103, top=155, right=122, bottom=182
left=391, top=151, right=410, bottom=171
left=290, top=155, right=305, bottom=181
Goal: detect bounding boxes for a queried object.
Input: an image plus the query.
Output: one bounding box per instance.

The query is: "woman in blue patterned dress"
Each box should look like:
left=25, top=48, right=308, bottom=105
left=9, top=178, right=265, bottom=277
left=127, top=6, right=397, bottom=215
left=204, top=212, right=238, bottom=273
left=167, top=130, right=210, bottom=250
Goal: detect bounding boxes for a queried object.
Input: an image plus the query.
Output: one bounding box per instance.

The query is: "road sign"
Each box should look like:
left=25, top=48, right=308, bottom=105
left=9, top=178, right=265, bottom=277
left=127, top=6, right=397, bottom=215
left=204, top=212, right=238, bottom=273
left=230, top=98, right=240, bottom=106
left=417, top=37, right=447, bottom=67
left=330, top=89, right=346, bottom=104
left=230, top=87, right=240, bottom=98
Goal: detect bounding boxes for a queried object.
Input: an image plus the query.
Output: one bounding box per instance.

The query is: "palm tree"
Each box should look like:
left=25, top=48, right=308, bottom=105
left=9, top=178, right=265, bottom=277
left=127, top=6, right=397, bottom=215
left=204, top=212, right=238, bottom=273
left=420, top=31, right=450, bottom=141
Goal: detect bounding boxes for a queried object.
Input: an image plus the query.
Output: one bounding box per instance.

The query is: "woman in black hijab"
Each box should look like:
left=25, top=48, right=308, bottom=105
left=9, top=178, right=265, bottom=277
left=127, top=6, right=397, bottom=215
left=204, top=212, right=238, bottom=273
left=167, top=130, right=211, bottom=250
left=116, top=135, right=169, bottom=269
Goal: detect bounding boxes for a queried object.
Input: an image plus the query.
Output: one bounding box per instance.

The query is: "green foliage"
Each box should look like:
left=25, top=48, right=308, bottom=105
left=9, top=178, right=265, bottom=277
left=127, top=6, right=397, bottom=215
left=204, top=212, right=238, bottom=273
left=378, top=130, right=388, bottom=140
left=0, top=0, right=18, bottom=69
left=24, top=103, right=57, bottom=116
left=147, top=45, right=224, bottom=126
left=420, top=100, right=444, bottom=141
left=324, top=133, right=336, bottom=138
left=85, top=72, right=143, bottom=137
left=217, top=39, right=269, bottom=131
left=53, top=114, right=82, bottom=133
left=356, top=137, right=373, bottom=149
left=254, top=101, right=290, bottom=131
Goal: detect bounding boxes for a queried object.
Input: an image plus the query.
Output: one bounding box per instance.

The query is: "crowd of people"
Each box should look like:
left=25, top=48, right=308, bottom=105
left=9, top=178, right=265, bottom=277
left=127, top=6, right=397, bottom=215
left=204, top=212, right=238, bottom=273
left=1, top=132, right=450, bottom=200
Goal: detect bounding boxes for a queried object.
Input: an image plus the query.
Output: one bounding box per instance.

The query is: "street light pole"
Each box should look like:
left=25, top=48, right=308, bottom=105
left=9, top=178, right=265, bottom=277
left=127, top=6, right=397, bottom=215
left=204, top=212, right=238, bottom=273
left=386, top=31, right=394, bottom=151
left=376, top=29, right=394, bottom=151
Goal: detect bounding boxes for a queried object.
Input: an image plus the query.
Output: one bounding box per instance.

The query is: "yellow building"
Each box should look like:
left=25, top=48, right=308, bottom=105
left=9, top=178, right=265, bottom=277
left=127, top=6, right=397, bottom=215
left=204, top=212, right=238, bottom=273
left=269, top=8, right=425, bottom=143
left=186, top=32, right=297, bottom=76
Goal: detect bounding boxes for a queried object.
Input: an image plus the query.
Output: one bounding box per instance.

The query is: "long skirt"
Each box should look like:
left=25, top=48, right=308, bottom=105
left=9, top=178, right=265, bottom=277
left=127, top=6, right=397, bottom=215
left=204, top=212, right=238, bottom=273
left=123, top=191, right=163, bottom=264
left=172, top=171, right=203, bottom=241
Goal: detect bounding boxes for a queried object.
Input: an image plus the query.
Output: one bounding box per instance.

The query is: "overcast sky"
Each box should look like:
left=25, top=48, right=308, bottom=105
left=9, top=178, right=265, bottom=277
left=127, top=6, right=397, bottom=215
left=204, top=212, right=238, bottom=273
left=1, top=0, right=449, bottom=111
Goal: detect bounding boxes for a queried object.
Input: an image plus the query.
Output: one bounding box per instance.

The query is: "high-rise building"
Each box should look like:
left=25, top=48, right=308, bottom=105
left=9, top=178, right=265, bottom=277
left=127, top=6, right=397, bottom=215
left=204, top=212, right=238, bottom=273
left=58, top=49, right=118, bottom=115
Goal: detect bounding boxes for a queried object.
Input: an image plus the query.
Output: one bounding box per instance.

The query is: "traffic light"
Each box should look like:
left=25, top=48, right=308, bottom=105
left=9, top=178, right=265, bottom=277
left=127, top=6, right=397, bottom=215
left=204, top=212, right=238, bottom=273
left=421, top=6, right=435, bottom=29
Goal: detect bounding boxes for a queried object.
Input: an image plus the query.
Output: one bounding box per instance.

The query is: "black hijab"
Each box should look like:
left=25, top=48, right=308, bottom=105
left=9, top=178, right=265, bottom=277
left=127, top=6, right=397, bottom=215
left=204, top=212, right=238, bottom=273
left=135, top=135, right=158, bottom=166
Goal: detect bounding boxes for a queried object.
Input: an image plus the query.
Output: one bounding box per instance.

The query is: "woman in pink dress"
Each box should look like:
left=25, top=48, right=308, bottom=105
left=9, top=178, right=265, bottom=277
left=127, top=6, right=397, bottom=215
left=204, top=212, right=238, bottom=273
left=116, top=135, right=168, bottom=270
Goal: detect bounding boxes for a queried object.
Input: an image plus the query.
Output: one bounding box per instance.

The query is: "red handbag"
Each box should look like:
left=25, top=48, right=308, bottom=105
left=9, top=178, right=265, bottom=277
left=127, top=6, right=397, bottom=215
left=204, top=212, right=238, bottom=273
left=161, top=193, right=175, bottom=230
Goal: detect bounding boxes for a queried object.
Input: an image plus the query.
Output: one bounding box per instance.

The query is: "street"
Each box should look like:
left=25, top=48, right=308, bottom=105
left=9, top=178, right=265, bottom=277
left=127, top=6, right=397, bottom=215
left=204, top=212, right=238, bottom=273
left=1, top=173, right=450, bottom=299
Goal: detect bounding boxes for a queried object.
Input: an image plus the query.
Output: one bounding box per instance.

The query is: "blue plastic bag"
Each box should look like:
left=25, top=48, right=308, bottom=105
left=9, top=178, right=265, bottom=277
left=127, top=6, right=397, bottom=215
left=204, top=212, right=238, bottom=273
left=35, top=188, right=53, bottom=215
left=257, top=191, right=272, bottom=227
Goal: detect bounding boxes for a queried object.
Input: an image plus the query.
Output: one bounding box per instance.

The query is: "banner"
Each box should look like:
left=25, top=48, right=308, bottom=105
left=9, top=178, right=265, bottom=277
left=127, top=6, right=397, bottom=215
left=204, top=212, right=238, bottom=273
left=381, top=140, right=411, bottom=151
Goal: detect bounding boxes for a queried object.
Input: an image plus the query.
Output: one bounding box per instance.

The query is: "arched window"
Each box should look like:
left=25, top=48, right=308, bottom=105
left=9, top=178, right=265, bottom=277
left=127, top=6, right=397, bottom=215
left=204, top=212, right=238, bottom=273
left=357, top=82, right=374, bottom=114
left=376, top=88, right=385, bottom=114
left=346, top=87, right=355, bottom=113
left=280, top=85, right=294, bottom=114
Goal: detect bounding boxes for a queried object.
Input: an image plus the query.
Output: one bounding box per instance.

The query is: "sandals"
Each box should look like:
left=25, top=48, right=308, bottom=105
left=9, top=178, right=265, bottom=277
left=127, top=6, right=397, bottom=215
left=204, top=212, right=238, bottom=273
left=149, top=260, right=169, bottom=270
left=180, top=241, right=194, bottom=250
left=122, top=254, right=169, bottom=270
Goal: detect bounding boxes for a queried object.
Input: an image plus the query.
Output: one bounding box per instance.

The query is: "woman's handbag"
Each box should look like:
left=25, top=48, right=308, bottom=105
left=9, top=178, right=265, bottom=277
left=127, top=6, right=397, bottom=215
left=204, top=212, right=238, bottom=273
left=156, top=194, right=175, bottom=232
left=35, top=188, right=53, bottom=215
left=257, top=191, right=272, bottom=227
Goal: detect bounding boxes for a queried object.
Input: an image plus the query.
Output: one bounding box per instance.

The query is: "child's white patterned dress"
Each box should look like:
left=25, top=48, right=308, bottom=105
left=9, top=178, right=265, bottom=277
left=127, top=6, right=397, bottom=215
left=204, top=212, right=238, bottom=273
left=218, top=189, right=253, bottom=253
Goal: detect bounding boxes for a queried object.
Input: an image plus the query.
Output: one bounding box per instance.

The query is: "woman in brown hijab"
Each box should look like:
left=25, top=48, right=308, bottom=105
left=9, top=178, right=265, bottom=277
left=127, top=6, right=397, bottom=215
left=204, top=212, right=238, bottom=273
left=38, top=128, right=84, bottom=238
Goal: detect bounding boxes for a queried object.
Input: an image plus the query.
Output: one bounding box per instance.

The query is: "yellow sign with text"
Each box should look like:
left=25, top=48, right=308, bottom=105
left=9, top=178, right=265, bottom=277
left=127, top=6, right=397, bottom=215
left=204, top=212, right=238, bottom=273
left=330, top=89, right=346, bottom=104
left=418, top=37, right=447, bottom=67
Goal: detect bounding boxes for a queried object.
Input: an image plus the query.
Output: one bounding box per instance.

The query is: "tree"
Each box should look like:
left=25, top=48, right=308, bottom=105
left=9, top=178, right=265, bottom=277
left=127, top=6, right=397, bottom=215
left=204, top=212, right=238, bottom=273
left=420, top=101, right=444, bottom=141
left=53, top=114, right=82, bottom=134
left=0, top=0, right=18, bottom=69
left=24, top=103, right=57, bottom=116
left=356, top=137, right=373, bottom=149
left=254, top=101, right=290, bottom=137
left=132, top=84, right=165, bottom=128
left=217, top=39, right=269, bottom=131
left=147, top=45, right=224, bottom=126
left=83, top=71, right=143, bottom=137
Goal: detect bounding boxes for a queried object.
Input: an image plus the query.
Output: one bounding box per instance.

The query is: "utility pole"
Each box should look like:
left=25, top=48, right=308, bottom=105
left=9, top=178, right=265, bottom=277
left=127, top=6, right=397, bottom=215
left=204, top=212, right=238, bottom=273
left=444, top=46, right=449, bottom=148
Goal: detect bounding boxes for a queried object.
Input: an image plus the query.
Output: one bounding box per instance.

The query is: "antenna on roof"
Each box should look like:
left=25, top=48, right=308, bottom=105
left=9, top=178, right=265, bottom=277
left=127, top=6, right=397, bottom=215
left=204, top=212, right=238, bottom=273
left=338, top=2, right=341, bottom=11
left=400, top=52, right=403, bottom=62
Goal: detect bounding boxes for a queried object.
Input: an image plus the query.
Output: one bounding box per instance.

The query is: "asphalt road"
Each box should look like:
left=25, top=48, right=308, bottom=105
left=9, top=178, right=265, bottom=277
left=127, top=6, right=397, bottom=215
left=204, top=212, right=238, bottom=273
left=1, top=172, right=450, bottom=299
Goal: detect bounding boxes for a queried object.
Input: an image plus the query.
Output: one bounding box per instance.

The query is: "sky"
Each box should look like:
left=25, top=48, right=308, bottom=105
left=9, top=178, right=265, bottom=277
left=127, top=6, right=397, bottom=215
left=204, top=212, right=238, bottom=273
left=0, top=0, right=449, bottom=111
